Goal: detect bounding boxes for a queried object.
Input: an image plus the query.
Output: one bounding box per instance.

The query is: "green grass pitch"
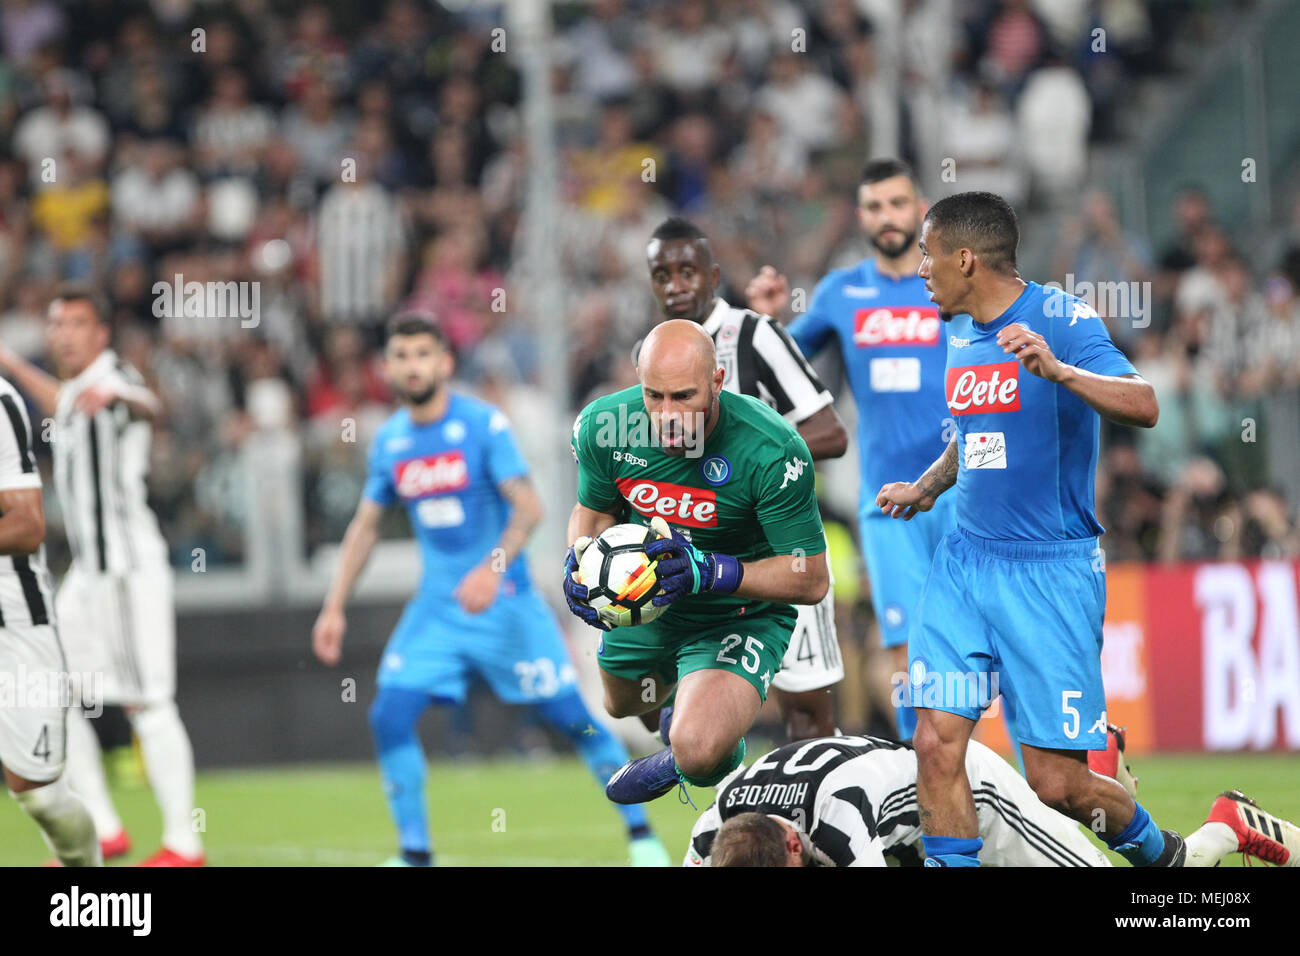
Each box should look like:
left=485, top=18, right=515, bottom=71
left=2, top=752, right=1296, bottom=866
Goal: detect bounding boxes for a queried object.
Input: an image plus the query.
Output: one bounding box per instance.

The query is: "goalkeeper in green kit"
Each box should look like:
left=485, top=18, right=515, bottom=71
left=564, top=321, right=829, bottom=804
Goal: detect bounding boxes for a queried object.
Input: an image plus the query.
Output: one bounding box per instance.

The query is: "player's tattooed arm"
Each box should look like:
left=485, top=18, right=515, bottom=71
left=491, top=476, right=542, bottom=568
left=877, top=440, right=957, bottom=520
left=917, top=439, right=959, bottom=499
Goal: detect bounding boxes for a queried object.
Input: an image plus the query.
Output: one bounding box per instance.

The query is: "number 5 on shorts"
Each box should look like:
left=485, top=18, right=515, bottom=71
left=1061, top=690, right=1082, bottom=739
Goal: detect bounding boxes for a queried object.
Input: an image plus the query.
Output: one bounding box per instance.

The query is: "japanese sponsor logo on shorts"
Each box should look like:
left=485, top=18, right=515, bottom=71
left=853, top=306, right=941, bottom=347
left=394, top=451, right=469, bottom=499
left=946, top=361, right=1021, bottom=415
left=616, top=478, right=718, bottom=527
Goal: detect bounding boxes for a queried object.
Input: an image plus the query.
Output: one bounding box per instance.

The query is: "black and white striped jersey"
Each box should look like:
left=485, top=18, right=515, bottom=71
left=684, top=735, right=1108, bottom=867
left=52, top=350, right=168, bottom=575
left=0, top=376, right=55, bottom=628
left=702, top=298, right=833, bottom=425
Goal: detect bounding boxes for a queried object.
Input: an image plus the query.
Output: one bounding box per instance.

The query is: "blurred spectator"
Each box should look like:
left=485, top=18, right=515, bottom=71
left=314, top=160, right=408, bottom=327
left=110, top=138, right=201, bottom=258
left=754, top=51, right=848, bottom=157
left=1158, top=457, right=1239, bottom=563
left=1050, top=188, right=1153, bottom=352
left=941, top=80, right=1027, bottom=207
left=979, top=0, right=1047, bottom=98
left=192, top=68, right=274, bottom=180
left=29, top=149, right=108, bottom=279
left=1, top=0, right=66, bottom=69
left=403, top=227, right=503, bottom=354
left=1016, top=47, right=1090, bottom=202
left=280, top=75, right=355, bottom=188
left=13, top=69, right=109, bottom=188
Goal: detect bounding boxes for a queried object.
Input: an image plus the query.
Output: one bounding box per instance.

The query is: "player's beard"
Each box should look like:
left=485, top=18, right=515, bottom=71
left=403, top=379, right=441, bottom=406
left=870, top=225, right=917, bottom=260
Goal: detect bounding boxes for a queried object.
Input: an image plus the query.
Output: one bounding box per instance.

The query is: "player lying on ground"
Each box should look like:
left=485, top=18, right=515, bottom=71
left=313, top=312, right=671, bottom=866
left=565, top=321, right=829, bottom=804
left=683, top=734, right=1300, bottom=867
left=876, top=192, right=1177, bottom=866
left=0, top=372, right=99, bottom=866
left=644, top=216, right=848, bottom=741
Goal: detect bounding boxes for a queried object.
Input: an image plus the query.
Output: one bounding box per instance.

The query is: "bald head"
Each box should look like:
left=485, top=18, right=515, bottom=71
left=639, top=320, right=717, bottom=379
left=638, top=320, right=724, bottom=457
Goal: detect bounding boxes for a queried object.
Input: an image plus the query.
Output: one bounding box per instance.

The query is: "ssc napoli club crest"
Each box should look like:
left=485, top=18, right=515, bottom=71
left=909, top=657, right=927, bottom=688
left=884, top=603, right=906, bottom=629
left=443, top=420, right=467, bottom=444
left=700, top=455, right=731, bottom=486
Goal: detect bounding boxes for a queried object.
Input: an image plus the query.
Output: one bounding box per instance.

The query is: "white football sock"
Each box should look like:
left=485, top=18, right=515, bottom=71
left=1184, top=821, right=1238, bottom=867
left=129, top=700, right=202, bottom=857
left=12, top=775, right=102, bottom=866
left=64, top=706, right=125, bottom=838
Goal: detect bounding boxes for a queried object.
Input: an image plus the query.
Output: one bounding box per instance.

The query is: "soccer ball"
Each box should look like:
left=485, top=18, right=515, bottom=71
left=576, top=522, right=667, bottom=628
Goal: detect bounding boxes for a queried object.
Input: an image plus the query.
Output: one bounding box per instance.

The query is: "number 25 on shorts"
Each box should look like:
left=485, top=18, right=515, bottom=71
left=716, top=633, right=765, bottom=674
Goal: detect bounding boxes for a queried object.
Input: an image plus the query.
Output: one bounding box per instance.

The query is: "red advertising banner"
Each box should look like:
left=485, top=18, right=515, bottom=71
left=975, top=560, right=1300, bottom=756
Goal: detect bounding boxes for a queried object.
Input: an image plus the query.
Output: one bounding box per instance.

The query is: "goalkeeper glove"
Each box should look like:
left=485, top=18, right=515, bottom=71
left=563, top=537, right=610, bottom=631
left=643, top=516, right=743, bottom=606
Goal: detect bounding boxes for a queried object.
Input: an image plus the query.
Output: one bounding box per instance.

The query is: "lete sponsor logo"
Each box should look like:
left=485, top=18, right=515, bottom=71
left=395, top=452, right=469, bottom=498
left=946, top=361, right=1021, bottom=415
left=616, top=478, right=718, bottom=527
left=853, top=306, right=941, bottom=347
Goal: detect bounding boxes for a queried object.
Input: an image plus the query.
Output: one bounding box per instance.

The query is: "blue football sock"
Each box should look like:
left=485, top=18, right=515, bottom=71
left=922, top=835, right=983, bottom=867
left=1106, top=803, right=1166, bottom=866
left=369, top=686, right=435, bottom=856
left=536, top=692, right=650, bottom=835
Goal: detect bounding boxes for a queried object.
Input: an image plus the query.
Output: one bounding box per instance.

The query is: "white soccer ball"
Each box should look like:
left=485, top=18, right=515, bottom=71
left=576, top=522, right=667, bottom=628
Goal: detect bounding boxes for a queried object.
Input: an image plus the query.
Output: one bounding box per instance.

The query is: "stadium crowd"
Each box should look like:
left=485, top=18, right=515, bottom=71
left=0, top=0, right=1294, bottom=581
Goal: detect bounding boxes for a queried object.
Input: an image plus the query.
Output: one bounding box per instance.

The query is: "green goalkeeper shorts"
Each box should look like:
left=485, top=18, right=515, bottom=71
left=595, top=607, right=796, bottom=702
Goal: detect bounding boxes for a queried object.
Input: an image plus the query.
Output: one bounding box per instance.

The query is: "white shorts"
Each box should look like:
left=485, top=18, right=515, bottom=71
left=772, top=587, right=843, bottom=694
left=0, top=623, right=70, bottom=782
left=56, top=566, right=176, bottom=706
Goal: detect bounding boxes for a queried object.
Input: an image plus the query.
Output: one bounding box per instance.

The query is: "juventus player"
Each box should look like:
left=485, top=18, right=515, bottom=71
left=644, top=218, right=849, bottom=740
left=0, top=284, right=203, bottom=866
left=685, top=734, right=1299, bottom=867
left=0, top=372, right=100, bottom=865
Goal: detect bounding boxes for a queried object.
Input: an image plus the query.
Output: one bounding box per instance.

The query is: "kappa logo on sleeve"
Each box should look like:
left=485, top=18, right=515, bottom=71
left=779, top=456, right=808, bottom=489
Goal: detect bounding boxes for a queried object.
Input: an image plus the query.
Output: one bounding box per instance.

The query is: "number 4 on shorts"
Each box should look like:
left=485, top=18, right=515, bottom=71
left=32, top=725, right=51, bottom=762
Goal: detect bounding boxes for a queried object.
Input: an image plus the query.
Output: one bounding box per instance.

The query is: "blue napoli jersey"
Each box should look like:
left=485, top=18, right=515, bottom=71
left=944, top=282, right=1137, bottom=541
left=787, top=259, right=950, bottom=502
left=364, top=392, right=531, bottom=598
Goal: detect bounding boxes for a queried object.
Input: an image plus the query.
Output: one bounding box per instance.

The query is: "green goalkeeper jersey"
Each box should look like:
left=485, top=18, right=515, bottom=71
left=571, top=385, right=826, bottom=632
